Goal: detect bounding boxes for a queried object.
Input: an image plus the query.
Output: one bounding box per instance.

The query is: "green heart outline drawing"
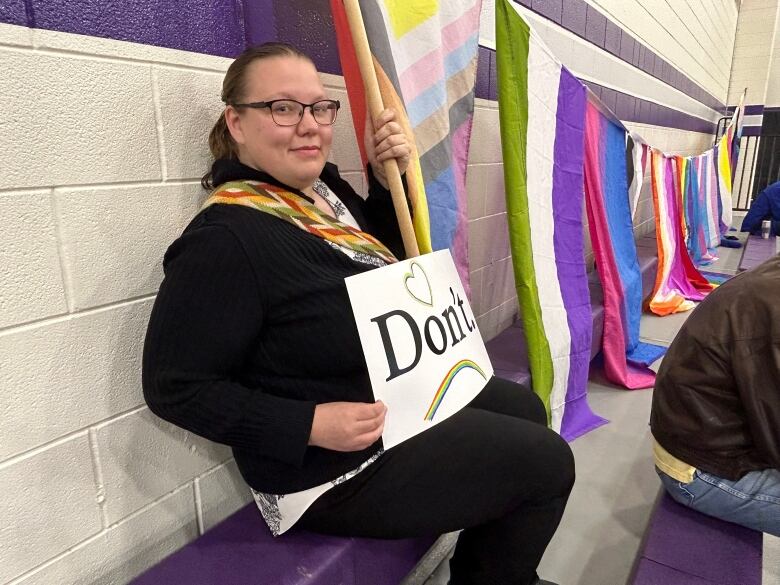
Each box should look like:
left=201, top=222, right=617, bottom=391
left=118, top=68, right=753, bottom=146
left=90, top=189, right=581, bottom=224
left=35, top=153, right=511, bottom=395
left=403, top=261, right=433, bottom=306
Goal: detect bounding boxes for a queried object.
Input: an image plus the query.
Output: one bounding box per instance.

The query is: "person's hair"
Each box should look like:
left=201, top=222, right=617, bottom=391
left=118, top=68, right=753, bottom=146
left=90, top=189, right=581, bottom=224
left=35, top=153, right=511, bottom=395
left=201, top=42, right=314, bottom=190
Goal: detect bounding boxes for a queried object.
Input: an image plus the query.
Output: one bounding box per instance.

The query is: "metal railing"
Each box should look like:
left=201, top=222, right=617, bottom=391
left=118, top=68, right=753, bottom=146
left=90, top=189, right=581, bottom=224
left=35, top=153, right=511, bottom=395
left=751, top=133, right=780, bottom=198
left=714, top=115, right=768, bottom=212
left=732, top=134, right=761, bottom=211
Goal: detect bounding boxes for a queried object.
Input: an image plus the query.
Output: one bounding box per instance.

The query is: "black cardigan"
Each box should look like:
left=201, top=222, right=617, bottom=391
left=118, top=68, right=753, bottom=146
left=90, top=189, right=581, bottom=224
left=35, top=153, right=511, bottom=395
left=142, top=160, right=405, bottom=493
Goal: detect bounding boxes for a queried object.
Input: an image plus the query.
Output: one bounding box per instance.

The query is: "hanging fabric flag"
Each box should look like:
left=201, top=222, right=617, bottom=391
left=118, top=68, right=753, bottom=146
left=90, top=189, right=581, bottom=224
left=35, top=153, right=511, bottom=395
left=716, top=122, right=735, bottom=234
left=677, top=156, right=691, bottom=244
left=583, top=102, right=666, bottom=389
left=626, top=134, right=648, bottom=220
left=330, top=0, right=483, bottom=286
left=701, top=149, right=721, bottom=254
left=648, top=150, right=714, bottom=315
left=496, top=0, right=605, bottom=440
left=730, top=90, right=746, bottom=180
left=684, top=154, right=717, bottom=265
left=714, top=99, right=744, bottom=235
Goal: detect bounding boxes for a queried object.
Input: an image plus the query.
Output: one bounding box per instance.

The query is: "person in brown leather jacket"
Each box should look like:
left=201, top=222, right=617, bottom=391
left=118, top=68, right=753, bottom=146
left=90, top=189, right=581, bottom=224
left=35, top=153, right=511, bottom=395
left=650, top=255, right=780, bottom=536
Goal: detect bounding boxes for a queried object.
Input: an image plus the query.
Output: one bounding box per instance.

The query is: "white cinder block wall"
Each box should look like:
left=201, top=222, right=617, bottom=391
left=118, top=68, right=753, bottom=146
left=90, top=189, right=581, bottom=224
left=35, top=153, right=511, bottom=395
left=1, top=0, right=742, bottom=580
left=744, top=0, right=780, bottom=106
left=727, top=0, right=780, bottom=105
left=0, top=26, right=258, bottom=585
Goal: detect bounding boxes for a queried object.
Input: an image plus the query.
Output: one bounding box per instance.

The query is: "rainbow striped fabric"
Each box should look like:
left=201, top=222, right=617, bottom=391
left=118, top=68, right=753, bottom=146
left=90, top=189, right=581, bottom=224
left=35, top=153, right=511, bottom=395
left=648, top=150, right=714, bottom=315
left=496, top=0, right=605, bottom=440
left=203, top=181, right=398, bottom=264
left=583, top=102, right=666, bottom=389
left=330, top=0, right=482, bottom=286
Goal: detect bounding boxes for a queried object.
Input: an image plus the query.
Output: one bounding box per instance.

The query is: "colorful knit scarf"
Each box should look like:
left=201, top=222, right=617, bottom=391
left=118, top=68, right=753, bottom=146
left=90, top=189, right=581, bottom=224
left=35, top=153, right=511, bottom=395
left=203, top=181, right=398, bottom=265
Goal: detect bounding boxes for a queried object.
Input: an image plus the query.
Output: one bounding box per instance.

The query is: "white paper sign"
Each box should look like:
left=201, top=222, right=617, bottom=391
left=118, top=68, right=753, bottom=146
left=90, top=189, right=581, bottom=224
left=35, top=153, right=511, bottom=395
left=345, top=249, right=494, bottom=448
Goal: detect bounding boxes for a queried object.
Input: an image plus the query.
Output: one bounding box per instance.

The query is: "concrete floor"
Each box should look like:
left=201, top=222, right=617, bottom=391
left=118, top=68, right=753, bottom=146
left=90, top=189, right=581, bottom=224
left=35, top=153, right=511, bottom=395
left=425, top=223, right=780, bottom=585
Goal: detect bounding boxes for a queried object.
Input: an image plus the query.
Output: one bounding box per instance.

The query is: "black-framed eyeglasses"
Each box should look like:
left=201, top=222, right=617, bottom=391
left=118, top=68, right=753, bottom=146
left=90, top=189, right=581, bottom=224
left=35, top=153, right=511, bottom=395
left=231, top=99, right=341, bottom=126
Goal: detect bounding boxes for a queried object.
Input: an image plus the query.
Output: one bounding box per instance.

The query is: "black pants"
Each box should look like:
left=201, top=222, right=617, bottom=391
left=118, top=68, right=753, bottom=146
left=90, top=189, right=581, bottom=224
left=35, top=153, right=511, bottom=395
left=299, top=377, right=575, bottom=585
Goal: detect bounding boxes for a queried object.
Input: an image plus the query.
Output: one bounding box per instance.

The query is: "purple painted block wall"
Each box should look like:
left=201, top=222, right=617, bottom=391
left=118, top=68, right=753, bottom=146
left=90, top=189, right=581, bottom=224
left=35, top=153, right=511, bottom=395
left=29, top=0, right=245, bottom=57
left=272, top=0, right=341, bottom=75
left=0, top=0, right=26, bottom=26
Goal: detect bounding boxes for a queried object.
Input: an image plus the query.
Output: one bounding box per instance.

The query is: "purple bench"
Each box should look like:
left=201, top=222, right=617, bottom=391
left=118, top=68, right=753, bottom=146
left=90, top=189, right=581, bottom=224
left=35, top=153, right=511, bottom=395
left=739, top=234, right=779, bottom=272
left=631, top=494, right=763, bottom=585
left=131, top=504, right=437, bottom=585
left=486, top=232, right=659, bottom=386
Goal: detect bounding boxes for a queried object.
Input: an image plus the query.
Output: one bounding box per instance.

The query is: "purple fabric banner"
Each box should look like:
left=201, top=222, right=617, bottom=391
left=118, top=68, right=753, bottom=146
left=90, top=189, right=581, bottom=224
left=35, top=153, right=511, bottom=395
left=554, top=68, right=608, bottom=439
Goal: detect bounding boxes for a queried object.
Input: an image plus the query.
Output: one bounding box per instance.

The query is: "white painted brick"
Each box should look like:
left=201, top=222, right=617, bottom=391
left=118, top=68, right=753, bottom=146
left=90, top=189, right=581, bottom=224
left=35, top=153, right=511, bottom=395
left=0, top=434, right=101, bottom=583
left=467, top=213, right=511, bottom=271
left=476, top=308, right=499, bottom=343
left=55, top=183, right=203, bottom=310
left=475, top=297, right=516, bottom=343
left=14, top=484, right=198, bottom=585
left=0, top=22, right=32, bottom=47
left=484, top=164, right=507, bottom=216
left=0, top=48, right=161, bottom=190
left=0, top=191, right=67, bottom=328
left=465, top=165, right=487, bottom=220
left=481, top=256, right=517, bottom=314
left=741, top=0, right=780, bottom=10
left=0, top=299, right=152, bottom=461
left=328, top=87, right=363, bottom=173
left=32, top=28, right=232, bottom=72
left=196, top=459, right=253, bottom=532
left=96, top=407, right=231, bottom=524
left=468, top=107, right=503, bottom=165
left=154, top=67, right=225, bottom=180
left=320, top=71, right=346, bottom=90
left=496, top=298, right=518, bottom=334
left=469, top=266, right=485, bottom=316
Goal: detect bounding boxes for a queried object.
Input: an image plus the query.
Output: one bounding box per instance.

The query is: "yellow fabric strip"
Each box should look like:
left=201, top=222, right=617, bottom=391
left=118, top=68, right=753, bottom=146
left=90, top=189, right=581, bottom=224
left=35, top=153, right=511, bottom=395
left=653, top=438, right=696, bottom=483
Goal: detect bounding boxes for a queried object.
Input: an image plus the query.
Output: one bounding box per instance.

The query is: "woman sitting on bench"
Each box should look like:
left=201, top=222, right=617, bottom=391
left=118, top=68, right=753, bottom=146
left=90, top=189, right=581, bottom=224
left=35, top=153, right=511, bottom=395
left=142, top=42, right=573, bottom=585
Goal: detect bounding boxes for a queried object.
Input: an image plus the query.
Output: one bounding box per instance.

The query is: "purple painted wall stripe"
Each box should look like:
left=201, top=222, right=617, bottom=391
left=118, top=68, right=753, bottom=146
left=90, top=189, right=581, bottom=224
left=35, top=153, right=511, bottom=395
left=727, top=104, right=765, bottom=115
left=513, top=0, right=725, bottom=112
left=27, top=0, right=246, bottom=57
left=475, top=46, right=716, bottom=134
left=0, top=0, right=26, bottom=26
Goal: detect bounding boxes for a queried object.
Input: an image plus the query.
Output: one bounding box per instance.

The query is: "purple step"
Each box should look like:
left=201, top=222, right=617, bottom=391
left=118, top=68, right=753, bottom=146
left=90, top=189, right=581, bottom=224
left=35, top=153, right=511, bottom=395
left=636, top=245, right=658, bottom=301
left=633, top=494, right=762, bottom=585
left=131, top=504, right=436, bottom=585
left=485, top=321, right=532, bottom=386
left=632, top=558, right=723, bottom=585
left=739, top=235, right=779, bottom=272
left=485, top=237, right=658, bottom=386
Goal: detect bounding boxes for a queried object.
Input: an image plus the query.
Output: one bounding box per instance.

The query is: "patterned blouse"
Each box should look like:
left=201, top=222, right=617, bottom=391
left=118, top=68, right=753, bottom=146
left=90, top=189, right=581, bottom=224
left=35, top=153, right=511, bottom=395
left=251, top=179, right=386, bottom=536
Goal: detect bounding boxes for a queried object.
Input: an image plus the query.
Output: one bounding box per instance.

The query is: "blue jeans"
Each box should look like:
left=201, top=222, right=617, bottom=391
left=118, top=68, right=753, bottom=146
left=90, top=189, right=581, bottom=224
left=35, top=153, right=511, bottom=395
left=657, top=467, right=780, bottom=536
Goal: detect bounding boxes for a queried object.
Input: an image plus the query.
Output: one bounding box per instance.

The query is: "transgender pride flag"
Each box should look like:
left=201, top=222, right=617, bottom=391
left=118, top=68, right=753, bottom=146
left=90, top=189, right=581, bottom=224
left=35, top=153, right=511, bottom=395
left=683, top=153, right=718, bottom=266
left=330, top=0, right=482, bottom=284
left=583, top=102, right=665, bottom=389
left=496, top=0, right=605, bottom=439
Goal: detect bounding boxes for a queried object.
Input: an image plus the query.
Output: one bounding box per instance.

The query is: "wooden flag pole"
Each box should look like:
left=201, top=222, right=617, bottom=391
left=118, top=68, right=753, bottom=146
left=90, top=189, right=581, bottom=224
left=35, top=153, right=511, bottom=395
left=342, top=0, right=420, bottom=258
